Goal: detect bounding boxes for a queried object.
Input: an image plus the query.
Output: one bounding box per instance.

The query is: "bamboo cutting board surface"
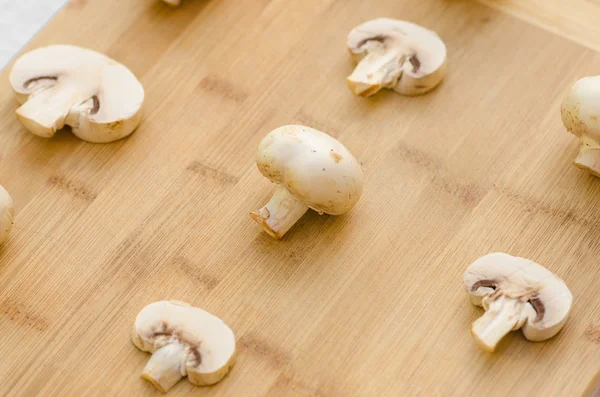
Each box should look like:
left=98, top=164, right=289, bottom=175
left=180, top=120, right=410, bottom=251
left=476, top=0, right=600, bottom=53
left=1, top=0, right=600, bottom=396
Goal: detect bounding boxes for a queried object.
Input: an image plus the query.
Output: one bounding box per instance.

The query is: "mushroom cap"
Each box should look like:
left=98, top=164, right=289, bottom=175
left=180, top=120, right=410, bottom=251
left=347, top=18, right=447, bottom=96
left=256, top=125, right=363, bottom=215
left=9, top=45, right=144, bottom=143
left=464, top=253, right=573, bottom=341
left=561, top=76, right=600, bottom=142
left=132, top=301, right=236, bottom=386
left=0, top=185, right=14, bottom=244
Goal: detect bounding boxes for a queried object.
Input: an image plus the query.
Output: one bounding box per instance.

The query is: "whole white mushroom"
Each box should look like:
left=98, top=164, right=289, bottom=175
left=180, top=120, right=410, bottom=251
left=562, top=75, right=600, bottom=176
left=251, top=125, right=363, bottom=239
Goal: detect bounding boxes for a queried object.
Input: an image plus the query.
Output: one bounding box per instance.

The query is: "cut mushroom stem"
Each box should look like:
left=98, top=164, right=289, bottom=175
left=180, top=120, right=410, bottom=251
left=250, top=185, right=310, bottom=239
left=141, top=343, right=186, bottom=393
left=347, top=51, right=399, bottom=97
left=574, top=136, right=600, bottom=176
left=16, top=87, right=75, bottom=137
left=471, top=295, right=528, bottom=352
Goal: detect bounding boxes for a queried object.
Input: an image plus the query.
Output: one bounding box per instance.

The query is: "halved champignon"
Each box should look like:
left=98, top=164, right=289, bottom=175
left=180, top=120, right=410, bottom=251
left=0, top=185, right=14, bottom=245
left=132, top=301, right=236, bottom=393
left=251, top=125, right=363, bottom=239
left=10, top=45, right=144, bottom=143
left=561, top=75, right=600, bottom=176
left=347, top=18, right=447, bottom=97
left=463, top=253, right=572, bottom=352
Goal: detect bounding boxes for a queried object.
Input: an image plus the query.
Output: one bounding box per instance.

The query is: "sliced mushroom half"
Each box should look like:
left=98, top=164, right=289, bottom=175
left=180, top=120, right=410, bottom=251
left=132, top=301, right=236, bottom=392
left=346, top=18, right=447, bottom=97
left=10, top=45, right=144, bottom=143
left=463, top=253, right=572, bottom=352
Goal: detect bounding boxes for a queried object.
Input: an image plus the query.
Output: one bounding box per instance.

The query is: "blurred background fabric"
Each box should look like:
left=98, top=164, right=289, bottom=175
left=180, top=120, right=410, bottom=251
left=0, top=0, right=68, bottom=69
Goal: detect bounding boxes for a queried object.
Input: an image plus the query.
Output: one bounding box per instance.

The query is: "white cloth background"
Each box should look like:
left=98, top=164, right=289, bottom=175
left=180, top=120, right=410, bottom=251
left=0, top=0, right=68, bottom=70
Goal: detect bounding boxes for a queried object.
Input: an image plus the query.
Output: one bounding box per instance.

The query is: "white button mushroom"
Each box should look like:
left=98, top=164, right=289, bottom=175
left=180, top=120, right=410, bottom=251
left=0, top=185, right=14, bottom=245
left=346, top=18, right=447, bottom=97
left=132, top=301, right=236, bottom=393
left=561, top=75, right=600, bottom=176
left=250, top=125, right=364, bottom=239
left=9, top=45, right=144, bottom=143
left=463, top=253, right=572, bottom=352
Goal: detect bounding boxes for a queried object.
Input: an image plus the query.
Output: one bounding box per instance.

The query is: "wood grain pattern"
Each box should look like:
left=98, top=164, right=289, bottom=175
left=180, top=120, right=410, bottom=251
left=1, top=0, right=600, bottom=396
left=475, top=0, right=600, bottom=52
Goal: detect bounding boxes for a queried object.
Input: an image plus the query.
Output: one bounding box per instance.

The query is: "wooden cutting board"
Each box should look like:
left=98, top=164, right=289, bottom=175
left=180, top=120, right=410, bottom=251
left=1, top=0, right=600, bottom=396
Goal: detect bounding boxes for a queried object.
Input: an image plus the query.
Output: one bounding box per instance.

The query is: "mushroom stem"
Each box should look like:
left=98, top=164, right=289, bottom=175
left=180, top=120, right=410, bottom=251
left=250, top=185, right=309, bottom=239
left=574, top=137, right=600, bottom=177
left=471, top=295, right=525, bottom=352
left=142, top=343, right=186, bottom=393
left=347, top=51, right=399, bottom=97
left=16, top=88, right=73, bottom=137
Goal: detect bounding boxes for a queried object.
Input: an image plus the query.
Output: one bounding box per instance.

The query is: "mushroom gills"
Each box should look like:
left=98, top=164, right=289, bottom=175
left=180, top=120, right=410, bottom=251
left=471, top=294, right=535, bottom=352
left=250, top=185, right=310, bottom=239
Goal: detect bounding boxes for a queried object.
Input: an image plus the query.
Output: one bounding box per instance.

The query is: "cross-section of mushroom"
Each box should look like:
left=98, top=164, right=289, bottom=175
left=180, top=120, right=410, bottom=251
left=10, top=45, right=144, bottom=143
left=132, top=301, right=236, bottom=393
left=251, top=125, right=363, bottom=239
left=0, top=185, right=14, bottom=245
left=346, top=18, right=446, bottom=97
left=561, top=75, right=600, bottom=176
left=463, top=253, right=572, bottom=352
